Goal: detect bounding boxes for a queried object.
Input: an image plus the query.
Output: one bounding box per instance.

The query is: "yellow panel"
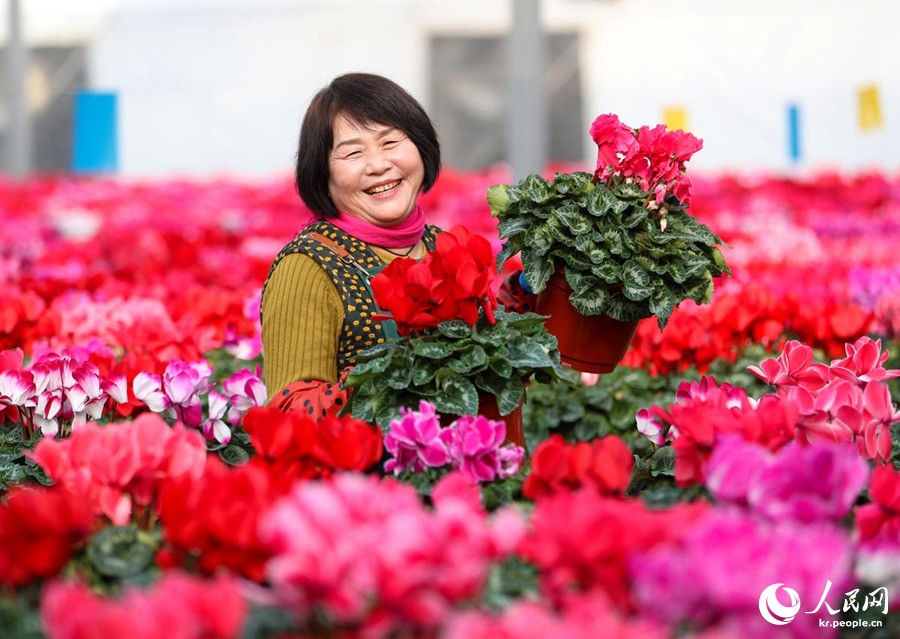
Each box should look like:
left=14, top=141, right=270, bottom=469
left=858, top=85, right=883, bottom=131
left=662, top=106, right=689, bottom=132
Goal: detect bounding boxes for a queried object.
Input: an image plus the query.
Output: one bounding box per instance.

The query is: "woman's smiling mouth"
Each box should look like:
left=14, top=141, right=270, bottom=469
left=365, top=179, right=402, bottom=195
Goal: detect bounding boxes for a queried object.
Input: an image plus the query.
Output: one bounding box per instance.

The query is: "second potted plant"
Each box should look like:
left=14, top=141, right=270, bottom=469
left=489, top=114, right=730, bottom=373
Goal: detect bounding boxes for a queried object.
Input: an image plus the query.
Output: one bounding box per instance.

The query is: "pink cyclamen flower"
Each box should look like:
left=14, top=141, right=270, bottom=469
left=447, top=414, right=524, bottom=482
left=748, top=340, right=830, bottom=392
left=27, top=356, right=110, bottom=436
left=384, top=400, right=453, bottom=474
left=858, top=381, right=900, bottom=463
left=706, top=435, right=869, bottom=523
left=260, top=472, right=519, bottom=635
left=636, top=408, right=665, bottom=445
left=829, top=336, right=899, bottom=384
left=162, top=360, right=214, bottom=427
left=631, top=509, right=853, bottom=639
left=133, top=371, right=169, bottom=412
left=221, top=368, right=267, bottom=425
left=29, top=414, right=206, bottom=525
left=201, top=390, right=231, bottom=444
left=41, top=572, right=246, bottom=639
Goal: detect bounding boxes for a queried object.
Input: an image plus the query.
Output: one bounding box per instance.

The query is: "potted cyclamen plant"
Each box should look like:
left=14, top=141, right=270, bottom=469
left=341, top=226, right=571, bottom=448
left=489, top=114, right=730, bottom=373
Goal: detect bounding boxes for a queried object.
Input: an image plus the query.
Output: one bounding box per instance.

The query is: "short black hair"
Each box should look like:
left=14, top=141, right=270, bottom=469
left=295, top=73, right=441, bottom=218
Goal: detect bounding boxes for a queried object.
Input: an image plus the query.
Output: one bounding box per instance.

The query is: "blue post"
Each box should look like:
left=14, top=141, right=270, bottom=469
left=72, top=91, right=119, bottom=173
left=787, top=104, right=801, bottom=164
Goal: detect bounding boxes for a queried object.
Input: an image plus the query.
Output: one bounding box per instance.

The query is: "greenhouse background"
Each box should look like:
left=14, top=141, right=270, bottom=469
left=3, top=0, right=899, bottom=176
left=1, top=1, right=899, bottom=639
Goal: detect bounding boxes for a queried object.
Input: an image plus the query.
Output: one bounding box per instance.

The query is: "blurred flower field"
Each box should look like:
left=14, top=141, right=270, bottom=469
left=0, top=168, right=899, bottom=638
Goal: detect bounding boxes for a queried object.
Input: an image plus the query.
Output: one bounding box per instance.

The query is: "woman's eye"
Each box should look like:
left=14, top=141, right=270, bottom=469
left=344, top=150, right=362, bottom=159
left=383, top=140, right=398, bottom=147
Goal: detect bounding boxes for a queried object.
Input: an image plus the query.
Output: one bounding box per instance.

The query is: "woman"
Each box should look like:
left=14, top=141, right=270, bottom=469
left=260, top=73, right=444, bottom=417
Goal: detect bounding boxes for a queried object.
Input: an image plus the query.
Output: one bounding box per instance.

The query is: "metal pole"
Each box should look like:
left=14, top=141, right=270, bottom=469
left=508, top=0, right=546, bottom=181
left=7, top=0, right=32, bottom=176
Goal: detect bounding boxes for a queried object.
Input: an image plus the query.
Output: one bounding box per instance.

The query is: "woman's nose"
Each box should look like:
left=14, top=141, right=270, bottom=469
left=365, top=149, right=391, bottom=174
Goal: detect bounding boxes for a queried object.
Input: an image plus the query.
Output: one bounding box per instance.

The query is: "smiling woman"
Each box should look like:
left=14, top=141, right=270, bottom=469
left=259, top=73, right=444, bottom=418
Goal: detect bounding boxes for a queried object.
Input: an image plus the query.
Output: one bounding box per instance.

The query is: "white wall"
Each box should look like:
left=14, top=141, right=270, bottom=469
left=77, top=0, right=900, bottom=176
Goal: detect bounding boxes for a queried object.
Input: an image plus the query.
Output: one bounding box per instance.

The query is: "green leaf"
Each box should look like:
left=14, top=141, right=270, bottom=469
left=679, top=252, right=711, bottom=277
left=649, top=289, right=675, bottom=320
left=591, top=260, right=621, bottom=284
left=546, top=217, right=576, bottom=246
left=551, top=171, right=593, bottom=195
left=385, top=361, right=414, bottom=389
left=621, top=205, right=649, bottom=228
left=374, top=393, right=402, bottom=427
left=568, top=285, right=611, bottom=315
left=622, top=260, right=654, bottom=301
left=586, top=185, right=619, bottom=217
left=555, top=249, right=591, bottom=271
left=490, top=358, right=514, bottom=378
left=601, top=228, right=629, bottom=255
left=356, top=341, right=395, bottom=359
left=563, top=268, right=596, bottom=294
left=487, top=184, right=512, bottom=214
left=87, top=526, right=156, bottom=579
left=493, top=375, right=525, bottom=415
left=437, top=320, right=472, bottom=339
left=506, top=341, right=554, bottom=369
left=411, top=358, right=442, bottom=386
left=411, top=340, right=455, bottom=359
left=587, top=246, right=608, bottom=264
left=495, top=240, right=519, bottom=271
left=524, top=223, right=554, bottom=256
left=614, top=182, right=647, bottom=200
left=510, top=174, right=552, bottom=204
left=449, top=345, right=488, bottom=375
left=521, top=251, right=554, bottom=294
left=650, top=446, right=676, bottom=477
left=667, top=260, right=689, bottom=284
left=435, top=375, right=479, bottom=415
left=712, top=246, right=730, bottom=275
left=219, top=445, right=251, bottom=466
left=554, top=204, right=592, bottom=235
left=354, top=353, right=392, bottom=375
left=497, top=216, right=531, bottom=239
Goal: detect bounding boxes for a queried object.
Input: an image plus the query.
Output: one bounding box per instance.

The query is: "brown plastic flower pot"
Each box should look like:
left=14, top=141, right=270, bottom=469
left=439, top=394, right=525, bottom=448
left=535, top=271, right=639, bottom=374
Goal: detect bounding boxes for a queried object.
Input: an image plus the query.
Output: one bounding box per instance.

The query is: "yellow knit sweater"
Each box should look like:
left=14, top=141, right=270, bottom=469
left=260, top=246, right=410, bottom=396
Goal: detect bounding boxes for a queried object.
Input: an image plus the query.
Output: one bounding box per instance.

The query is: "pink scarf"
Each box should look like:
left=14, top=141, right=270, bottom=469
left=329, top=205, right=425, bottom=249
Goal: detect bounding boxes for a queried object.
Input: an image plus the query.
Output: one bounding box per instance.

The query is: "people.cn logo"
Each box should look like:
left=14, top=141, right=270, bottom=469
left=759, top=583, right=802, bottom=625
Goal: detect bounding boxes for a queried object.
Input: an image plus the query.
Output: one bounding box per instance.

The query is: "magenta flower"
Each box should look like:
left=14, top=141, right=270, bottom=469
left=260, top=472, right=520, bottom=635
left=707, top=435, right=869, bottom=523
left=384, top=400, right=452, bottom=474
left=221, top=367, right=267, bottom=425
left=41, top=572, right=246, bottom=639
left=445, top=592, right=669, bottom=639
left=162, top=360, right=213, bottom=427
left=631, top=509, right=853, bottom=639
left=447, top=414, right=523, bottom=482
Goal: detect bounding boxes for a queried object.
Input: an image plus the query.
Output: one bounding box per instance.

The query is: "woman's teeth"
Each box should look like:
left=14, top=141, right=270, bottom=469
left=366, top=180, right=401, bottom=195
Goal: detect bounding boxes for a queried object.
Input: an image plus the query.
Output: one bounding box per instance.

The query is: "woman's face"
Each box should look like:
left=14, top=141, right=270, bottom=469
left=328, top=115, right=425, bottom=226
